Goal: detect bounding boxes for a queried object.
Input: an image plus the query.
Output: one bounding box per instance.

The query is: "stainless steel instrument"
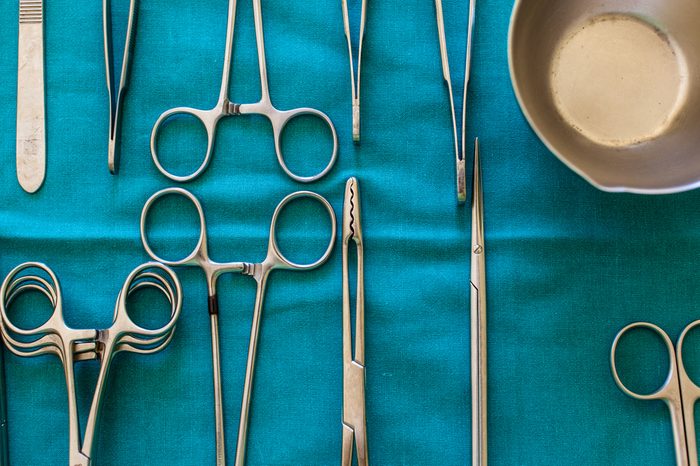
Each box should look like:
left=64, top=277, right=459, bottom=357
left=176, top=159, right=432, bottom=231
left=341, top=177, right=368, bottom=466
left=611, top=321, right=700, bottom=466
left=140, top=187, right=336, bottom=466
left=16, top=0, right=46, bottom=193
left=341, top=0, right=367, bottom=143
left=104, top=0, right=138, bottom=174
left=0, top=262, right=182, bottom=466
left=470, top=139, right=487, bottom=466
left=150, top=0, right=338, bottom=183
left=434, top=0, right=476, bottom=203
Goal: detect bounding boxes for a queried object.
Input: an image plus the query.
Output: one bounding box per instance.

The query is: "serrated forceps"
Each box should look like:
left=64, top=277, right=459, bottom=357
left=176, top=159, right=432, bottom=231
left=342, top=177, right=368, bottom=466
left=434, top=0, right=476, bottom=203
left=104, top=0, right=138, bottom=174
left=341, top=0, right=367, bottom=142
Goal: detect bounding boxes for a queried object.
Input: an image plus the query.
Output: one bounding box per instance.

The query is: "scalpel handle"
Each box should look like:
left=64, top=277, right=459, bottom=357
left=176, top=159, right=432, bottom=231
left=16, top=0, right=46, bottom=194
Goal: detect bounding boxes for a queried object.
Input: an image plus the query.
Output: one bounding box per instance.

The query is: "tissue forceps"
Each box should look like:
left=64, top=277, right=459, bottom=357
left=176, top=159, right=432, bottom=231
left=434, top=0, right=476, bottom=203
left=0, top=262, right=182, bottom=466
left=104, top=0, right=138, bottom=174
left=341, top=177, right=368, bottom=466
left=141, top=187, right=336, bottom=466
left=150, top=0, right=338, bottom=183
left=611, top=321, right=700, bottom=466
left=470, top=139, right=487, bottom=466
left=341, top=0, right=367, bottom=142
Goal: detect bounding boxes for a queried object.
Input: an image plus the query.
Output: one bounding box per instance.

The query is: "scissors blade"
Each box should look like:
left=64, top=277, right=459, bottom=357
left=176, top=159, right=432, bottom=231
left=16, top=0, right=46, bottom=193
left=342, top=177, right=368, bottom=466
left=470, top=138, right=487, bottom=466
left=104, top=0, right=138, bottom=174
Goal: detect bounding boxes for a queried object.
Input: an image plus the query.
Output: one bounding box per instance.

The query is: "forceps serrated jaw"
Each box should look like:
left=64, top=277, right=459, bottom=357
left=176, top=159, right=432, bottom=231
left=104, top=0, right=138, bottom=174
left=342, top=177, right=368, bottom=466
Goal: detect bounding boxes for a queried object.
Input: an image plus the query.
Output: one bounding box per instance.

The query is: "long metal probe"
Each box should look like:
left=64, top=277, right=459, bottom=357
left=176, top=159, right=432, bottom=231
left=470, top=138, right=487, bottom=466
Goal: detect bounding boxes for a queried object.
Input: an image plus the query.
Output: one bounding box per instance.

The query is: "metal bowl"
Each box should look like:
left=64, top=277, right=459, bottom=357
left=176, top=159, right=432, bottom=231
left=508, top=0, right=700, bottom=193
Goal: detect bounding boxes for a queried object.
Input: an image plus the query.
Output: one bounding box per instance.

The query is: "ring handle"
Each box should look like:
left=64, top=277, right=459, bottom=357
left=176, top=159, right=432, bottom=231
left=113, top=263, right=183, bottom=355
left=140, top=187, right=209, bottom=267
left=611, top=322, right=677, bottom=401
left=271, top=108, right=338, bottom=183
left=150, top=107, right=219, bottom=182
left=267, top=191, right=337, bottom=270
left=0, top=262, right=65, bottom=358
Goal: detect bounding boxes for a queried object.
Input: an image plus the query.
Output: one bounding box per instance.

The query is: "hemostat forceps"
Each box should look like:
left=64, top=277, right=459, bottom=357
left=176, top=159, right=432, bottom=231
left=104, top=0, right=137, bottom=174
left=342, top=177, right=369, bottom=466
left=434, top=0, right=477, bottom=203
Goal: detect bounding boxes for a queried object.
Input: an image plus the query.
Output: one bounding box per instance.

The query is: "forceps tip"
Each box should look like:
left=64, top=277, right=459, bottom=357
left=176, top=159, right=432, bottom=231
left=343, top=177, right=361, bottom=240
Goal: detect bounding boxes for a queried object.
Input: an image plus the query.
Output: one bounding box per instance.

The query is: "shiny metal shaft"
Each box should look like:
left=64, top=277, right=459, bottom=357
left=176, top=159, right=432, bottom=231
left=470, top=139, right=487, bottom=465
left=210, top=313, right=226, bottom=466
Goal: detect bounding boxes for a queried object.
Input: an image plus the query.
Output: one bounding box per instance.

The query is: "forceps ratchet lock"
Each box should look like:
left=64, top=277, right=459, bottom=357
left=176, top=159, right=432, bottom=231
left=342, top=177, right=368, bottom=465
left=0, top=262, right=182, bottom=466
left=150, top=0, right=338, bottom=183
left=16, top=0, right=46, bottom=193
left=434, top=0, right=477, bottom=203
left=341, top=0, right=367, bottom=142
left=141, top=188, right=336, bottom=465
left=104, top=0, right=138, bottom=174
left=612, top=321, right=700, bottom=466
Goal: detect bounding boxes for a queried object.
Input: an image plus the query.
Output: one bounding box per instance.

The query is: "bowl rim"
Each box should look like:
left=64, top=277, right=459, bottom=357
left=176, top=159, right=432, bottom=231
left=507, top=0, right=700, bottom=195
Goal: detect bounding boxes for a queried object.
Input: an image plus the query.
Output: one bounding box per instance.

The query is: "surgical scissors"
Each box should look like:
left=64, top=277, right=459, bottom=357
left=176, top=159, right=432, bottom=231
left=611, top=321, right=700, bottom=466
left=341, top=177, right=368, bottom=465
left=341, top=0, right=367, bottom=142
left=104, top=0, right=138, bottom=174
left=434, top=0, right=477, bottom=203
left=150, top=0, right=338, bottom=183
left=140, top=187, right=336, bottom=466
left=470, top=138, right=487, bottom=466
left=0, top=262, right=182, bottom=466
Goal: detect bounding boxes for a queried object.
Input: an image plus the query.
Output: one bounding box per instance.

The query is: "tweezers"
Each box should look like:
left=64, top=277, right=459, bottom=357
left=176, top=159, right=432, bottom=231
left=341, top=0, right=367, bottom=143
left=342, top=177, right=368, bottom=466
left=470, top=139, right=487, bottom=466
left=434, top=0, right=476, bottom=203
left=104, top=0, right=138, bottom=174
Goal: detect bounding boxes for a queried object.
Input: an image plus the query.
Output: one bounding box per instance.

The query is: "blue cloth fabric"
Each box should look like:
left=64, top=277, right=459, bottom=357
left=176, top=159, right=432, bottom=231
left=1, top=0, right=699, bottom=464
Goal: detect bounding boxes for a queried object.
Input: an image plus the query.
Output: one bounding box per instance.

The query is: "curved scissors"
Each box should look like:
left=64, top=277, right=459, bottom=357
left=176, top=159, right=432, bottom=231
left=611, top=321, right=700, bottom=466
left=150, top=0, right=338, bottom=184
left=141, top=187, right=336, bottom=465
left=0, top=262, right=182, bottom=466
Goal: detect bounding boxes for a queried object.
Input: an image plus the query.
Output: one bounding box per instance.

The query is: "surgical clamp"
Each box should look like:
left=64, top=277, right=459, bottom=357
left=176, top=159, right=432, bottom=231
left=342, top=177, right=369, bottom=466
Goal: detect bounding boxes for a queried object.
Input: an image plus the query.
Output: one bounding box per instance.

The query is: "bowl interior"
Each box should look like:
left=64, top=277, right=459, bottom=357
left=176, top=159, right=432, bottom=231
left=509, top=0, right=700, bottom=193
